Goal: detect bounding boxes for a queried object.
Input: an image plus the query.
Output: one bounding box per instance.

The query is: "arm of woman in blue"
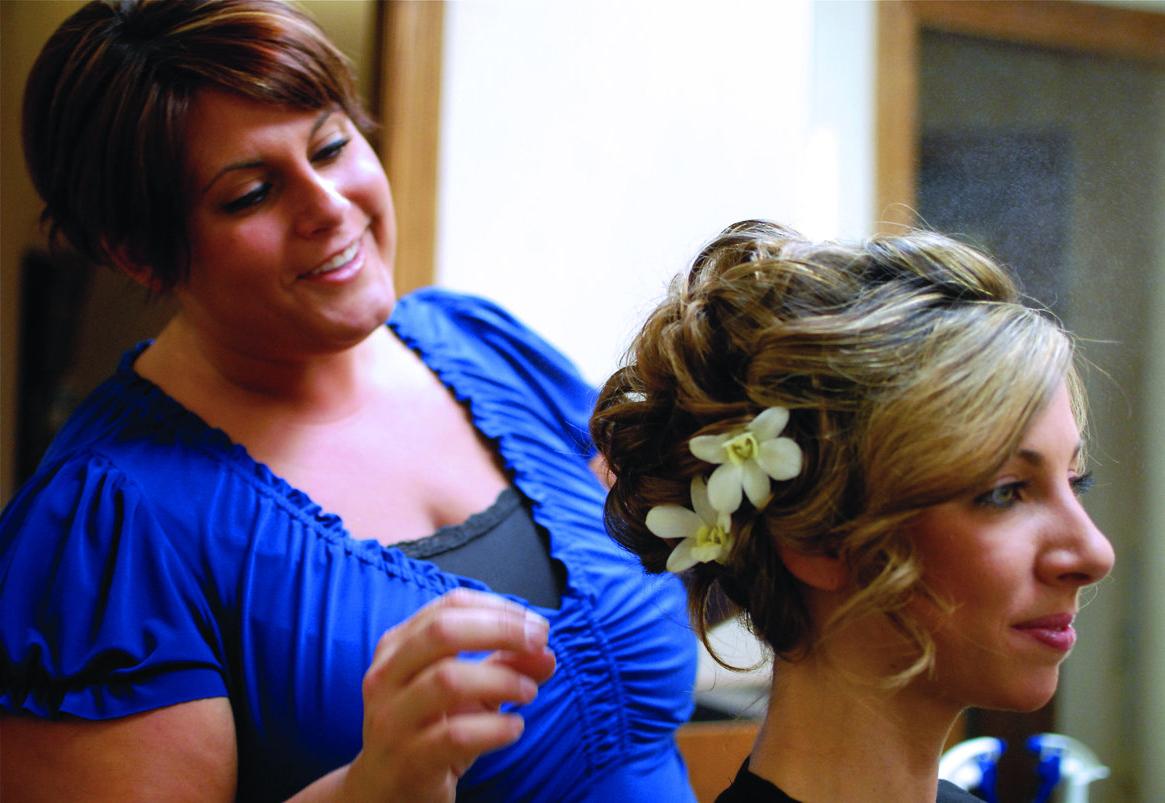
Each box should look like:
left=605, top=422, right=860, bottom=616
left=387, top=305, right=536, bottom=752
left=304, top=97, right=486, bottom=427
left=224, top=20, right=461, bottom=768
left=1, top=454, right=552, bottom=801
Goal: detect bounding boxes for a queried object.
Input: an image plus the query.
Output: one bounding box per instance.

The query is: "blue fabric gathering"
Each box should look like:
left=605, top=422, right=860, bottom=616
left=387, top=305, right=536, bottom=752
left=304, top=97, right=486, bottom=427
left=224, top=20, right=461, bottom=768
left=0, top=289, right=698, bottom=802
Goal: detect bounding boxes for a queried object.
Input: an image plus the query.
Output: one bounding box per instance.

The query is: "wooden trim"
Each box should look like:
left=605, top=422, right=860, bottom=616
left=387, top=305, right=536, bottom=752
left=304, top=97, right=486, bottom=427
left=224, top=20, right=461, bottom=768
left=910, top=0, right=1165, bottom=65
left=676, top=720, right=759, bottom=803
left=875, top=0, right=921, bottom=231
left=379, top=1, right=444, bottom=296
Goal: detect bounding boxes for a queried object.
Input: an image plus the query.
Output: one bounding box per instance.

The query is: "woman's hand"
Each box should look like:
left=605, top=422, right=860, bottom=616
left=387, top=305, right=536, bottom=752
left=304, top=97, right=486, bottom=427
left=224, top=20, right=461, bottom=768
left=339, top=589, right=556, bottom=802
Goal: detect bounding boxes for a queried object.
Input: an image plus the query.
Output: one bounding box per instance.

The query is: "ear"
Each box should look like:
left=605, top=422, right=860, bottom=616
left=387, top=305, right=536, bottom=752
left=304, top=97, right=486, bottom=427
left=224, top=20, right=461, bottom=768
left=777, top=543, right=849, bottom=591
left=106, top=240, right=162, bottom=292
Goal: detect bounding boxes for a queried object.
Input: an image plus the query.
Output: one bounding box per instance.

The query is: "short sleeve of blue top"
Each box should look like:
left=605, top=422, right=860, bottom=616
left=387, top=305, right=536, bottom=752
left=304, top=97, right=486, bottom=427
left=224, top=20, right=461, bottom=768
left=0, top=289, right=698, bottom=802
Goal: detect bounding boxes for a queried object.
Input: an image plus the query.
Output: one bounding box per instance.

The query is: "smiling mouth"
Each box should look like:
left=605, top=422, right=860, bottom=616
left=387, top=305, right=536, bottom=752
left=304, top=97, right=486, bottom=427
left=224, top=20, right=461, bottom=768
left=302, top=238, right=362, bottom=278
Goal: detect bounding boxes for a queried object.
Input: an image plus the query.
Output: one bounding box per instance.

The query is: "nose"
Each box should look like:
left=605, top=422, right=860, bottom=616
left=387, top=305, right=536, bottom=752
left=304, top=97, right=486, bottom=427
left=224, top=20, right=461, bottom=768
left=1041, top=492, right=1115, bottom=589
left=293, top=168, right=348, bottom=238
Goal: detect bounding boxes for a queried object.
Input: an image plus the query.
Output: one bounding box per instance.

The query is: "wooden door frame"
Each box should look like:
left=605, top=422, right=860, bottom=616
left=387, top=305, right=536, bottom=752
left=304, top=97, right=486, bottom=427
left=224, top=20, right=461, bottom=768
left=875, top=0, right=1165, bottom=231
left=378, top=1, right=445, bottom=296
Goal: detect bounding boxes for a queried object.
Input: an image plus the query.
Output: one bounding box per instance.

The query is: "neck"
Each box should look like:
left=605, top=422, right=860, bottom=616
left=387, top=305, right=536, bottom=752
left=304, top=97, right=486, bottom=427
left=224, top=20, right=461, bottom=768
left=748, top=655, right=960, bottom=803
left=137, top=313, right=405, bottom=422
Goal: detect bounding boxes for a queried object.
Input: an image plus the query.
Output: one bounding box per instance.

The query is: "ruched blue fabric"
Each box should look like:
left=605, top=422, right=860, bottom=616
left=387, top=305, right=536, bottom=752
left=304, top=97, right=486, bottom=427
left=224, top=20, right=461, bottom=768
left=0, top=288, right=698, bottom=802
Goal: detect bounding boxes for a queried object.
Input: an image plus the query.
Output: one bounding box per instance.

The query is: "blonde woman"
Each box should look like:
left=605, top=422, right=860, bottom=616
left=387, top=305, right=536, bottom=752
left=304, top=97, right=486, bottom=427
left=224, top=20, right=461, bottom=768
left=591, top=221, right=1114, bottom=802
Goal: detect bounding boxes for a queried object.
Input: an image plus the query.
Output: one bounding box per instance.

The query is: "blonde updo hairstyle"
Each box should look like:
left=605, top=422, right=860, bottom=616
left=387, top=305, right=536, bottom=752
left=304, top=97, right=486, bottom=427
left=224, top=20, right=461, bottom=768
left=591, top=220, right=1081, bottom=683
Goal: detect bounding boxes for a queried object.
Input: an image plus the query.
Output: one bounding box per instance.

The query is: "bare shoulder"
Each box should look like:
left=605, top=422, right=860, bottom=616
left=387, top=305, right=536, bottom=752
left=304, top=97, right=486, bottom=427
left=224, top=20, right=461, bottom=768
left=0, top=697, right=236, bottom=802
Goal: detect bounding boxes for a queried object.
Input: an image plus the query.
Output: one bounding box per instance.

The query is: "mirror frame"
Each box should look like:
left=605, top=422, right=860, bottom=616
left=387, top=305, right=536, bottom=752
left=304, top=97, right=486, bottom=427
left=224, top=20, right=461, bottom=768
left=378, top=1, right=445, bottom=296
left=875, top=0, right=1165, bottom=231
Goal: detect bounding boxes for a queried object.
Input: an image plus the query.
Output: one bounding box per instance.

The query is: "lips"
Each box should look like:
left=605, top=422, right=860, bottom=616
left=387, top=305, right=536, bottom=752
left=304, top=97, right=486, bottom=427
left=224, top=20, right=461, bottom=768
left=301, top=237, right=362, bottom=278
left=1013, top=613, right=1077, bottom=653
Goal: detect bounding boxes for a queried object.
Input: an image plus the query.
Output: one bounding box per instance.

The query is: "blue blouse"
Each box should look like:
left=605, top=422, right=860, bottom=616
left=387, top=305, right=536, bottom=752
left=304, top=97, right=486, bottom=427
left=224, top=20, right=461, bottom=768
left=0, top=289, right=698, bottom=802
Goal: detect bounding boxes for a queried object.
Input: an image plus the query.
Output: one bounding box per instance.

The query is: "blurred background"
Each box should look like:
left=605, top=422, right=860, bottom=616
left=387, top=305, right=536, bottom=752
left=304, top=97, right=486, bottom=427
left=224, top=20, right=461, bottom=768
left=1, top=1, right=1161, bottom=800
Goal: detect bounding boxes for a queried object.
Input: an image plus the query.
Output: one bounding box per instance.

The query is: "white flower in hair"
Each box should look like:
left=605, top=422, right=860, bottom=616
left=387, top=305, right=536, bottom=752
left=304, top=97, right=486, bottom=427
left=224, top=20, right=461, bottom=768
left=646, top=477, right=734, bottom=573
left=689, top=406, right=803, bottom=514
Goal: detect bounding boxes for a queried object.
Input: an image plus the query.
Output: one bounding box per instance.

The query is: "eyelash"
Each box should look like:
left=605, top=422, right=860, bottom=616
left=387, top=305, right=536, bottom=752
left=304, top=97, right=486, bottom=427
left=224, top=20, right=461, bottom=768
left=1071, top=470, right=1095, bottom=495
left=221, top=184, right=270, bottom=214
left=219, top=137, right=351, bottom=214
left=973, top=470, right=1095, bottom=510
left=313, top=137, right=350, bottom=163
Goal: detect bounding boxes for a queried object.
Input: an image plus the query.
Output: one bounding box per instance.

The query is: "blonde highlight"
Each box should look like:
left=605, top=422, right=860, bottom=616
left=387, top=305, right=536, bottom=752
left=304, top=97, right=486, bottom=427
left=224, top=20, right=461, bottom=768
left=592, top=220, right=1079, bottom=683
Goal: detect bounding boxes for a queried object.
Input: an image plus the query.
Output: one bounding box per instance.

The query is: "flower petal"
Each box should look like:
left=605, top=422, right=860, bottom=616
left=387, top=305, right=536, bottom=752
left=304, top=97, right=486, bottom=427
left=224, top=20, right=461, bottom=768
left=741, top=460, right=772, bottom=508
left=666, top=538, right=699, bottom=572
left=690, top=542, right=723, bottom=564
left=689, top=434, right=728, bottom=464
left=646, top=505, right=702, bottom=540
left=690, top=477, right=716, bottom=523
left=717, top=511, right=733, bottom=534
left=750, top=406, right=789, bottom=440
left=707, top=463, right=743, bottom=514
left=758, top=437, right=803, bottom=481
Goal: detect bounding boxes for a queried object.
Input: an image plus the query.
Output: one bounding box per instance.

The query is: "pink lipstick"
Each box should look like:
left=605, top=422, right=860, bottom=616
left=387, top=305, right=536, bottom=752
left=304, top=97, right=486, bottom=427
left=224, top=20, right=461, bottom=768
left=1013, top=613, right=1076, bottom=653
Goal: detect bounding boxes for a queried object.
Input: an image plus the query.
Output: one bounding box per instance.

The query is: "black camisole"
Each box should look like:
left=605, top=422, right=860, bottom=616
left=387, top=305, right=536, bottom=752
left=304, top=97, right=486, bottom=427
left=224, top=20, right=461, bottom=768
left=395, top=488, right=565, bottom=609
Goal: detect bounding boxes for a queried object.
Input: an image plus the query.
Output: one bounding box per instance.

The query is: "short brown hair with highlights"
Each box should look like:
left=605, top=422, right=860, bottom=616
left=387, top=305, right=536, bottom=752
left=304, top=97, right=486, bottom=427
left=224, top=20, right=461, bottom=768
left=23, top=0, right=372, bottom=291
left=591, top=220, right=1080, bottom=684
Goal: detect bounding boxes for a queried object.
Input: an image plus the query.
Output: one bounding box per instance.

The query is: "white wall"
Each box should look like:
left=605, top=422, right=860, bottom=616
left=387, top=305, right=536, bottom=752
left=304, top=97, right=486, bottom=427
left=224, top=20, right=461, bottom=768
left=435, top=0, right=875, bottom=694
left=435, top=0, right=873, bottom=387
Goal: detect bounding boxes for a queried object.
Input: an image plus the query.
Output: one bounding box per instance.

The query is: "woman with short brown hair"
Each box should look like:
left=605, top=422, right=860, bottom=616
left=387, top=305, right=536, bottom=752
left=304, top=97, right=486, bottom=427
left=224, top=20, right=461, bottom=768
left=1, top=2, right=699, bottom=800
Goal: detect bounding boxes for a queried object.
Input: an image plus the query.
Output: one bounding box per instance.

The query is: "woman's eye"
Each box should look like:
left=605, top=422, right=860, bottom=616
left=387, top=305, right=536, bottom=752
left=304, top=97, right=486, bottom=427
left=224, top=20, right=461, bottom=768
left=221, top=183, right=270, bottom=214
left=313, top=137, right=350, bottom=163
left=974, top=481, right=1024, bottom=509
left=1070, top=470, right=1095, bottom=496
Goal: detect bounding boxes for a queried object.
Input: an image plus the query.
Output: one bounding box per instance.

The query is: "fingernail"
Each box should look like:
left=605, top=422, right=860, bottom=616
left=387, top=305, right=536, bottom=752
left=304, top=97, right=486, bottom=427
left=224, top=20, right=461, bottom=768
left=524, top=612, right=549, bottom=648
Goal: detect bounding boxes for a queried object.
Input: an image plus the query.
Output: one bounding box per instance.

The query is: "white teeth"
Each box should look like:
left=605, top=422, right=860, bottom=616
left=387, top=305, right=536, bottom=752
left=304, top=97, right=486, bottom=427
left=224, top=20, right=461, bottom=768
left=309, top=240, right=360, bottom=275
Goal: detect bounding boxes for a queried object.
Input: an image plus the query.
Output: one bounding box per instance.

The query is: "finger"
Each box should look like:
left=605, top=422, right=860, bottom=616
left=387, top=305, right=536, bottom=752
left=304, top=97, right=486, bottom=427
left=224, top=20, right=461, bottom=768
left=487, top=646, right=557, bottom=685
left=370, top=593, right=550, bottom=687
left=432, top=587, right=524, bottom=613
left=419, top=710, right=527, bottom=773
left=373, top=710, right=526, bottom=797
left=374, top=589, right=533, bottom=666
left=373, top=607, right=549, bottom=687
left=405, top=660, right=539, bottom=725
left=354, top=709, right=524, bottom=803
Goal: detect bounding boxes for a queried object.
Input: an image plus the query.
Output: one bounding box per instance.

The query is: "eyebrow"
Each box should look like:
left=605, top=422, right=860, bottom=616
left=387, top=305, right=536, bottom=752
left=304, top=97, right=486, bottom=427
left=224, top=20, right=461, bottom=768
left=200, top=109, right=335, bottom=194
left=1015, top=442, right=1083, bottom=468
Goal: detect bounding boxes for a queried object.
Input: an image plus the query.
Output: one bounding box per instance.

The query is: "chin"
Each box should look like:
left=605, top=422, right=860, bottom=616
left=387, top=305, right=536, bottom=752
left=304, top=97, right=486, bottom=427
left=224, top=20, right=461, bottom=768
left=981, top=671, right=1061, bottom=713
left=343, top=282, right=397, bottom=334
left=338, top=312, right=392, bottom=346
left=365, top=266, right=398, bottom=315
left=316, top=302, right=394, bottom=350
left=363, top=292, right=396, bottom=327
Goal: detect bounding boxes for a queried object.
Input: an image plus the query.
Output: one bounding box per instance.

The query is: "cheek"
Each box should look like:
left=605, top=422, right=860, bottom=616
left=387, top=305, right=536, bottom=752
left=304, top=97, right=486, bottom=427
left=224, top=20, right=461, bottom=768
left=913, top=531, right=1007, bottom=614
left=348, top=149, right=393, bottom=211
left=192, top=218, right=281, bottom=264
left=184, top=228, right=284, bottom=297
left=921, top=544, right=1028, bottom=642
